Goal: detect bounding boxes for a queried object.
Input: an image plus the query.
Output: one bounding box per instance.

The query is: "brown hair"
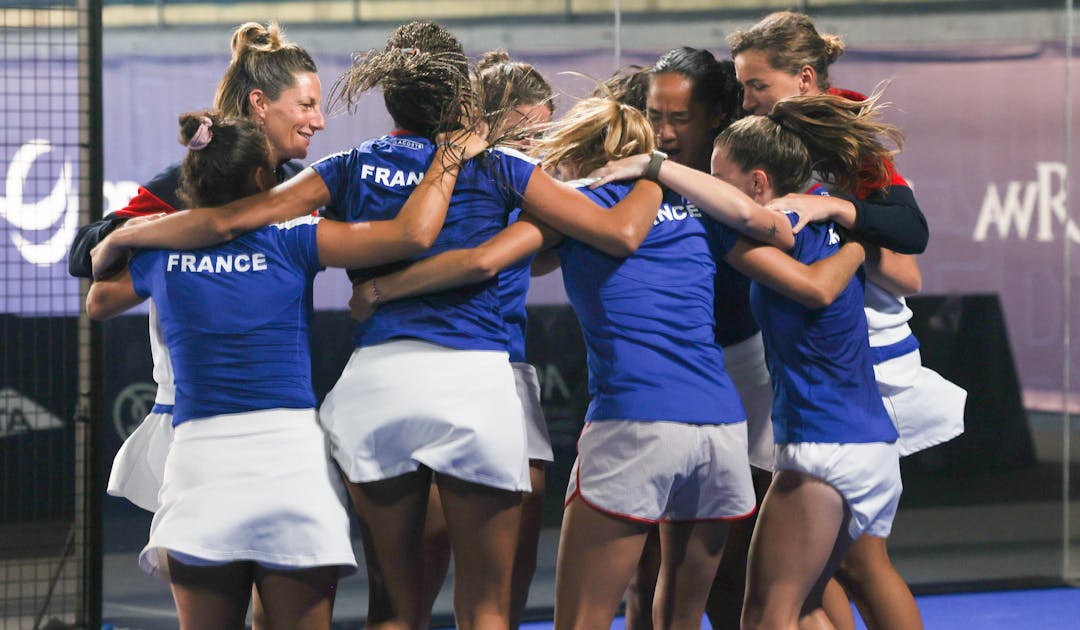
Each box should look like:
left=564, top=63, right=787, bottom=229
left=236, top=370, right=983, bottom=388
left=329, top=21, right=476, bottom=140
left=213, top=22, right=318, bottom=119
left=727, top=11, right=845, bottom=92
left=536, top=96, right=654, bottom=179
left=597, top=65, right=650, bottom=113
left=474, top=50, right=555, bottom=147
left=715, top=90, right=902, bottom=196
left=177, top=110, right=271, bottom=208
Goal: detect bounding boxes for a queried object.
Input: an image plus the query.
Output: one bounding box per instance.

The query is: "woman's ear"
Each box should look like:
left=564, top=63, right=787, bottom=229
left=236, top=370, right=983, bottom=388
left=797, top=65, right=817, bottom=95
left=751, top=169, right=773, bottom=203
left=247, top=89, right=269, bottom=122
left=251, top=165, right=274, bottom=193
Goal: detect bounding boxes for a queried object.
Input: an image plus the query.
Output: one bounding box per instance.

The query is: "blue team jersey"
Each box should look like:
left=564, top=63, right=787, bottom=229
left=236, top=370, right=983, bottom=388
left=498, top=208, right=534, bottom=363
left=557, top=183, right=746, bottom=425
left=129, top=218, right=322, bottom=425
left=314, top=134, right=537, bottom=352
left=749, top=214, right=898, bottom=444
left=714, top=260, right=760, bottom=347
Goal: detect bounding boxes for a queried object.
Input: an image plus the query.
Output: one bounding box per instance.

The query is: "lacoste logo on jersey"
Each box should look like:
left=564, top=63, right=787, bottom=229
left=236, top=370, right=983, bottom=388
left=390, top=138, right=424, bottom=150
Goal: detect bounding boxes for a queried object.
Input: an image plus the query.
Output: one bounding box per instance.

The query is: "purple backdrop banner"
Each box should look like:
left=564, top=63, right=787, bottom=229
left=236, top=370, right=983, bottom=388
left=1, top=43, right=1076, bottom=405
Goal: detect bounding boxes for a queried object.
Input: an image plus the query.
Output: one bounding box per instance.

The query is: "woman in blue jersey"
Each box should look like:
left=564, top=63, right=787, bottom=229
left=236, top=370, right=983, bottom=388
left=596, top=90, right=911, bottom=630
left=345, top=91, right=870, bottom=630
left=356, top=48, right=558, bottom=629
left=86, top=110, right=484, bottom=629
left=91, top=21, right=664, bottom=630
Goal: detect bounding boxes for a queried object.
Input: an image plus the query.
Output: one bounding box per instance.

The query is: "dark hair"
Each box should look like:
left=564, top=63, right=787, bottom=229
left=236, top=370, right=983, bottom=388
left=177, top=110, right=271, bottom=207
left=715, top=90, right=902, bottom=196
left=213, top=22, right=318, bottom=119
left=598, top=65, right=650, bottom=113
left=727, top=11, right=845, bottom=92
left=330, top=20, right=476, bottom=140
left=650, top=47, right=742, bottom=132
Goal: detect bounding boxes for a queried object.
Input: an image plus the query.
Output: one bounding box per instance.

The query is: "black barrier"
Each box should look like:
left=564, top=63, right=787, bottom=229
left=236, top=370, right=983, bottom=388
left=906, top=293, right=1036, bottom=472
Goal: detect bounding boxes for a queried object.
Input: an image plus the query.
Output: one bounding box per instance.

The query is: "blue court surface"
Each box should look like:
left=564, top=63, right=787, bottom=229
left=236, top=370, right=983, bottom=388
left=509, top=586, right=1080, bottom=630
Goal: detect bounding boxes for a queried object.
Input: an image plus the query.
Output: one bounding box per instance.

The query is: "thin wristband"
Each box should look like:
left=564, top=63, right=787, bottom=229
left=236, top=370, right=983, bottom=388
left=370, top=278, right=382, bottom=306
left=644, top=149, right=667, bottom=182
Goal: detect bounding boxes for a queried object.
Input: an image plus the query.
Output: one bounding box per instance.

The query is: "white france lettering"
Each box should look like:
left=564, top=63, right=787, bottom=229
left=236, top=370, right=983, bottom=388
left=235, top=255, right=250, bottom=272
left=167, top=253, right=180, bottom=271
left=407, top=171, right=423, bottom=186
left=215, top=256, right=232, bottom=273
left=375, top=167, right=391, bottom=186
left=671, top=205, right=687, bottom=220
left=196, top=256, right=213, bottom=272
left=688, top=204, right=702, bottom=217
left=361, top=164, right=375, bottom=180
left=389, top=170, right=406, bottom=187
left=181, top=254, right=196, bottom=272
left=654, top=205, right=674, bottom=225
left=252, top=253, right=267, bottom=271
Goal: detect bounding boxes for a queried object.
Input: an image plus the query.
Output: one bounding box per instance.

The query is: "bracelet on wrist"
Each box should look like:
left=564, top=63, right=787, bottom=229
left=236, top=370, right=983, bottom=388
left=644, top=149, right=667, bottom=182
left=370, top=278, right=382, bottom=306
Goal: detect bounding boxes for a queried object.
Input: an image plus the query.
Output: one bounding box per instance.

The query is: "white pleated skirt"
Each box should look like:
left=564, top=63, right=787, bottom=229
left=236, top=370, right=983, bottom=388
left=320, top=339, right=531, bottom=492
left=139, top=408, right=357, bottom=576
left=107, top=410, right=174, bottom=512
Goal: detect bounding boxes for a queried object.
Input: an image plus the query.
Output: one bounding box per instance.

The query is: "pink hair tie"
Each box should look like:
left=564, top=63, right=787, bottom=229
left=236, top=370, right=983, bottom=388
left=186, top=116, right=213, bottom=150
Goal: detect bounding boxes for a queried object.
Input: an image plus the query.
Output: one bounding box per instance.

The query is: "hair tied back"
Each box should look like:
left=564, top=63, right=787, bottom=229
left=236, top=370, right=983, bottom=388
left=185, top=116, right=214, bottom=151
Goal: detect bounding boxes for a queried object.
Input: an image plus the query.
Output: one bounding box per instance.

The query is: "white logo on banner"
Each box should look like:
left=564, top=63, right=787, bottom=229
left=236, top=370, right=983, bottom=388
left=0, top=387, right=65, bottom=438
left=0, top=139, right=78, bottom=266
left=973, top=161, right=1080, bottom=243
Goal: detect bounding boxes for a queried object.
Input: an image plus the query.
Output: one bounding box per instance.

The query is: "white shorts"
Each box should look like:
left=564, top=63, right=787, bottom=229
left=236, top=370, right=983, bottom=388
left=107, top=409, right=174, bottom=512
left=140, top=408, right=356, bottom=576
left=724, top=332, right=775, bottom=472
left=566, top=420, right=756, bottom=523
left=514, top=362, right=553, bottom=463
left=774, top=441, right=902, bottom=539
left=320, top=339, right=531, bottom=492
left=875, top=349, right=967, bottom=457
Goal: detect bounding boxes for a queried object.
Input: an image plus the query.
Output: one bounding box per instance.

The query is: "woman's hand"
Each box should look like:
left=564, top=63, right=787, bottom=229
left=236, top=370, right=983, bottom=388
left=348, top=278, right=379, bottom=324
left=89, top=212, right=167, bottom=280
left=435, top=126, right=490, bottom=164
left=585, top=153, right=651, bottom=188
left=765, top=193, right=856, bottom=234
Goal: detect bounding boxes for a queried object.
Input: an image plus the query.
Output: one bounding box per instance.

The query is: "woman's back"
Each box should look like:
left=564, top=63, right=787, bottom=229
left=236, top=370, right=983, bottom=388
left=129, top=217, right=322, bottom=424
left=558, top=182, right=745, bottom=425
left=315, top=135, right=537, bottom=351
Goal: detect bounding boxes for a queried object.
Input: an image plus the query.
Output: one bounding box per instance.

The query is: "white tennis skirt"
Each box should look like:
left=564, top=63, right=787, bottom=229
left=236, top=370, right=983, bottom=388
left=108, top=410, right=174, bottom=513
left=514, top=362, right=553, bottom=463
left=775, top=441, right=902, bottom=540
left=875, top=349, right=967, bottom=456
left=566, top=420, right=756, bottom=523
left=723, top=332, right=776, bottom=472
left=320, top=339, right=531, bottom=492
left=139, top=408, right=357, bottom=576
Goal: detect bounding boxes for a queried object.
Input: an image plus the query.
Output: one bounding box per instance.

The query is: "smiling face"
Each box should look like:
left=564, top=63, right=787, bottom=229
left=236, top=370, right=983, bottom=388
left=646, top=72, right=717, bottom=172
left=255, top=71, right=325, bottom=164
left=733, top=49, right=816, bottom=115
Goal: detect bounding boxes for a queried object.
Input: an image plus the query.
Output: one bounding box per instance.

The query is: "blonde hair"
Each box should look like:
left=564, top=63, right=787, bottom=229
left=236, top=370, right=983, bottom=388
left=727, top=11, right=844, bottom=91
left=536, top=96, right=654, bottom=179
left=716, top=90, right=903, bottom=196
left=213, top=22, right=317, bottom=119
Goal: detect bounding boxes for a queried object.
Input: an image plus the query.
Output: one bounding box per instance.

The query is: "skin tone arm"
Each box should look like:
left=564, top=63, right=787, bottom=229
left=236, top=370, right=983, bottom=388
left=350, top=214, right=561, bottom=323
left=91, top=133, right=487, bottom=279
left=586, top=154, right=794, bottom=250
left=724, top=237, right=867, bottom=309
left=865, top=247, right=922, bottom=296
left=519, top=171, right=663, bottom=258
left=85, top=267, right=146, bottom=320
left=348, top=167, right=663, bottom=321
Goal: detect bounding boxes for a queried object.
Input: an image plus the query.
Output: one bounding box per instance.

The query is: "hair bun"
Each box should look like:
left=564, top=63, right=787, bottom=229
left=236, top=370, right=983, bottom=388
left=478, top=49, right=512, bottom=71
left=230, top=21, right=284, bottom=62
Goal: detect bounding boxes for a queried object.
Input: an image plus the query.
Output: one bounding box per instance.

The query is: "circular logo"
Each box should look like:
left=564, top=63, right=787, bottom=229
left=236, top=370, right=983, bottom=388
left=112, top=382, right=157, bottom=440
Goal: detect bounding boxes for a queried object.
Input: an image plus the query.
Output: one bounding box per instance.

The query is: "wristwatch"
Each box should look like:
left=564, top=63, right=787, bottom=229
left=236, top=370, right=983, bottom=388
left=644, top=149, right=667, bottom=182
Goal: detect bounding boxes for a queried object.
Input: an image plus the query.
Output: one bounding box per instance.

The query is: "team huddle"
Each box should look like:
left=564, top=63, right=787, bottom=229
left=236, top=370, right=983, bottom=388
left=71, top=11, right=967, bottom=630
